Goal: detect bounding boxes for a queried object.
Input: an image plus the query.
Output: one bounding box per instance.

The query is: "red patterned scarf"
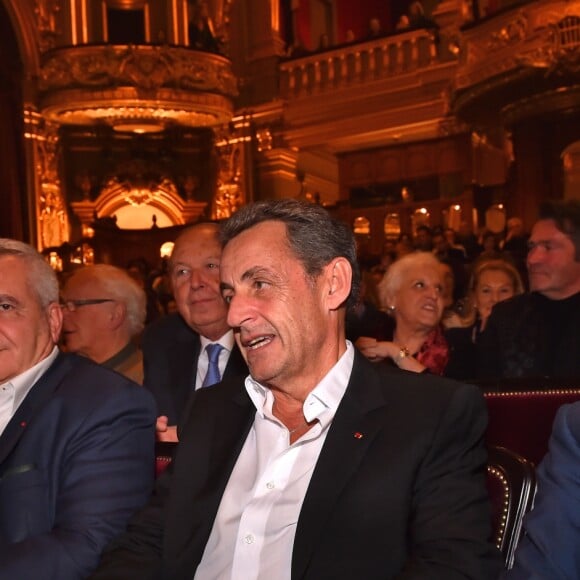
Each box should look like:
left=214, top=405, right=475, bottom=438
left=416, top=326, right=450, bottom=375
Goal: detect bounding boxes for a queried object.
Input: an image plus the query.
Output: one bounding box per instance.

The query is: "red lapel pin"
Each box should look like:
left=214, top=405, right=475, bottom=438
left=20, top=421, right=27, bottom=428
left=354, top=432, right=363, bottom=439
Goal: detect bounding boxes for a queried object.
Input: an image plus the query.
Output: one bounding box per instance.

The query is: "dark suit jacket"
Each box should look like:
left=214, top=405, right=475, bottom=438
left=0, top=352, right=156, bottom=580
left=477, top=292, right=580, bottom=380
left=93, top=352, right=501, bottom=579
left=504, top=401, right=580, bottom=579
left=142, top=313, right=248, bottom=424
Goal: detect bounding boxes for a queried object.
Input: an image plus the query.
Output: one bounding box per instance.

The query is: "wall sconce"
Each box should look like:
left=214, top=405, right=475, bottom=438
left=160, top=241, right=174, bottom=258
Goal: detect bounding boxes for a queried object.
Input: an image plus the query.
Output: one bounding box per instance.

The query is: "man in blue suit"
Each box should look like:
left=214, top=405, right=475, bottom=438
left=0, top=239, right=156, bottom=579
left=506, top=401, right=580, bottom=579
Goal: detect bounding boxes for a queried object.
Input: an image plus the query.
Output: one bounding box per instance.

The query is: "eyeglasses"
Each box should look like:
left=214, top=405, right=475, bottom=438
left=60, top=299, right=115, bottom=312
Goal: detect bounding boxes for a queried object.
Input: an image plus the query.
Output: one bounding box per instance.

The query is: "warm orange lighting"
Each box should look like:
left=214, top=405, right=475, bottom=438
left=160, top=242, right=175, bottom=258
left=47, top=252, right=63, bottom=272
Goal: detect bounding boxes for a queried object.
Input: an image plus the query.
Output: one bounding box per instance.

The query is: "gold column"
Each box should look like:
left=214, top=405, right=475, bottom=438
left=24, top=108, right=69, bottom=251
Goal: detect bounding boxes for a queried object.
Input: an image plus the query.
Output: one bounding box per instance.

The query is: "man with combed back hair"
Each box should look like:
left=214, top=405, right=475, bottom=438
left=0, top=239, right=156, bottom=579
left=92, top=200, right=500, bottom=579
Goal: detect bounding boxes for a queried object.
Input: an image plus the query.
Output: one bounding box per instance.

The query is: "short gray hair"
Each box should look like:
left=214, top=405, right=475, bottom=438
left=220, top=199, right=360, bottom=307
left=379, top=251, right=442, bottom=308
left=66, top=264, right=147, bottom=336
left=0, top=239, right=59, bottom=307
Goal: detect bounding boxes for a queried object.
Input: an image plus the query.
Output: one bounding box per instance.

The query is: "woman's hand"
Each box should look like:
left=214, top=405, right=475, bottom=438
left=355, top=337, right=399, bottom=362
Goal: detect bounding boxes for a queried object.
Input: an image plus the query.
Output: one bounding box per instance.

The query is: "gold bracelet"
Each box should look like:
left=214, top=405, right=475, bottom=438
left=395, top=346, right=410, bottom=365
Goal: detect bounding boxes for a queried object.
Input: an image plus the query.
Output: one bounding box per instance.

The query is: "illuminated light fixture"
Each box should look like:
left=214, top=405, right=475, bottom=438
left=353, top=216, right=371, bottom=235
left=47, top=251, right=63, bottom=272
left=453, top=204, right=461, bottom=211
left=81, top=224, right=95, bottom=238
left=160, top=241, right=174, bottom=258
left=114, top=122, right=166, bottom=134
left=419, top=207, right=428, bottom=214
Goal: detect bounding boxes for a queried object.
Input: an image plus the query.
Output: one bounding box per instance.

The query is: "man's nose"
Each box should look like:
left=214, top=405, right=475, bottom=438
left=226, top=294, right=250, bottom=328
left=189, top=269, right=204, bottom=288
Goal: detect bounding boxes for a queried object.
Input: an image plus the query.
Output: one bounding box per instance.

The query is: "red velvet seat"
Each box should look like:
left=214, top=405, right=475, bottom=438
left=484, top=389, right=580, bottom=466
left=486, top=446, right=536, bottom=569
left=155, top=441, right=177, bottom=478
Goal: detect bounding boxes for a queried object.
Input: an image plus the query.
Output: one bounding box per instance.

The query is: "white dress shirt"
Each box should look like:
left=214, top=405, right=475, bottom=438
left=195, top=331, right=235, bottom=390
left=194, top=341, right=355, bottom=580
left=0, top=346, right=59, bottom=437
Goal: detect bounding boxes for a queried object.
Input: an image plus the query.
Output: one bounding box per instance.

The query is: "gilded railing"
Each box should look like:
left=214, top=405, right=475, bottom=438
left=455, top=0, right=580, bottom=92
left=279, top=29, right=439, bottom=99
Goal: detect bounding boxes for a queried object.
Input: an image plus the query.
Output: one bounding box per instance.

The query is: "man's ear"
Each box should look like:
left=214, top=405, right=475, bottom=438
left=109, top=301, right=127, bottom=330
left=47, top=302, right=63, bottom=344
left=323, top=257, right=352, bottom=310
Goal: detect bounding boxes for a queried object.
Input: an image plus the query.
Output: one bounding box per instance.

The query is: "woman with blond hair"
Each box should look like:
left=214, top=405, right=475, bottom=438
left=445, top=258, right=524, bottom=380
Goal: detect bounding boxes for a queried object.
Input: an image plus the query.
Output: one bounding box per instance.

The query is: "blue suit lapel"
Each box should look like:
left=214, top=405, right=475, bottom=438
left=292, top=353, right=388, bottom=579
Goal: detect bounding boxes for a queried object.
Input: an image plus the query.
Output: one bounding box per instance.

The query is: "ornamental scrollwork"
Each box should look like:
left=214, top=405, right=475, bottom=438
left=486, top=12, right=529, bottom=52
left=35, top=0, right=62, bottom=52
left=36, top=123, right=69, bottom=249
left=39, top=45, right=238, bottom=97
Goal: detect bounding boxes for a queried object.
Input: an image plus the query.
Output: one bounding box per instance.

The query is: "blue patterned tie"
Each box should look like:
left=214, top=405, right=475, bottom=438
left=202, top=343, right=224, bottom=388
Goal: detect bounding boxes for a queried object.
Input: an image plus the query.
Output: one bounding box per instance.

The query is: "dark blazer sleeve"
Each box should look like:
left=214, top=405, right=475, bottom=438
left=504, top=401, right=580, bottom=579
left=395, top=383, right=500, bottom=579
left=0, top=367, right=157, bottom=580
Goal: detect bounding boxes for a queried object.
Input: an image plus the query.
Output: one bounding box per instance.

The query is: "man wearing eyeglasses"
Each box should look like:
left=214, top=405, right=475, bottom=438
left=61, top=264, right=147, bottom=384
left=0, top=239, right=156, bottom=579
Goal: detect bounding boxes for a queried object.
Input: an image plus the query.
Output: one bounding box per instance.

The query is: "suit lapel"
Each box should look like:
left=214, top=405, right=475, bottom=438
left=167, top=383, right=254, bottom=575
left=169, top=330, right=201, bottom=394
left=223, top=344, right=248, bottom=381
left=292, top=354, right=388, bottom=579
left=0, top=353, right=69, bottom=466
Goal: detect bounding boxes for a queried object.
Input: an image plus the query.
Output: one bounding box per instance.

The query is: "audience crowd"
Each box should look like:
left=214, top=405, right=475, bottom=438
left=0, top=197, right=579, bottom=578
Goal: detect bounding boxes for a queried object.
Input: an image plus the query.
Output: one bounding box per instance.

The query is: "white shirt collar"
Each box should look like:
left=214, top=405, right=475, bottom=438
left=199, top=330, right=235, bottom=353
left=244, top=340, right=355, bottom=427
left=1, top=345, right=59, bottom=414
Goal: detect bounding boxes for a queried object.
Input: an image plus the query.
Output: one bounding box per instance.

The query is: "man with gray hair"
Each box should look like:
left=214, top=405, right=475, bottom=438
left=0, top=239, right=156, bottom=578
left=61, top=264, right=147, bottom=383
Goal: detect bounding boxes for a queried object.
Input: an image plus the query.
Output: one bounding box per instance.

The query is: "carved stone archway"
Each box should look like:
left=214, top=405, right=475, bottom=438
left=70, top=178, right=207, bottom=227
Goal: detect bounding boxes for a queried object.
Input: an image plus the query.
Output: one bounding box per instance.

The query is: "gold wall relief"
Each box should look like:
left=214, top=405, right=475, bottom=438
left=35, top=122, right=70, bottom=249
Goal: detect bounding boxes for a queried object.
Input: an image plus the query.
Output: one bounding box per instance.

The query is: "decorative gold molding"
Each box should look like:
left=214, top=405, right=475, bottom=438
left=70, top=178, right=207, bottom=226
left=455, top=0, right=580, bottom=92
left=35, top=0, right=62, bottom=53
left=28, top=119, right=71, bottom=250
left=39, top=44, right=238, bottom=128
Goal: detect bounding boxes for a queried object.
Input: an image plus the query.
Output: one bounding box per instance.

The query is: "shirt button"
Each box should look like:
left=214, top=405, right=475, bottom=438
left=266, top=481, right=275, bottom=490
left=244, top=534, right=255, bottom=544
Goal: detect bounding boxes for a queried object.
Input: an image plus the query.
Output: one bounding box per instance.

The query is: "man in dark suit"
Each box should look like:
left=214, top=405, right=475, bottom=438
left=142, top=222, right=248, bottom=441
left=0, top=239, right=156, bottom=579
left=477, top=200, right=580, bottom=380
left=93, top=200, right=501, bottom=579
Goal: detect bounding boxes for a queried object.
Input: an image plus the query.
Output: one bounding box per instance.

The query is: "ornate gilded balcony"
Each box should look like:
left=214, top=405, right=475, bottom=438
left=453, top=0, right=580, bottom=125
left=38, top=44, right=238, bottom=131
left=277, top=28, right=455, bottom=152
left=279, top=29, right=438, bottom=99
